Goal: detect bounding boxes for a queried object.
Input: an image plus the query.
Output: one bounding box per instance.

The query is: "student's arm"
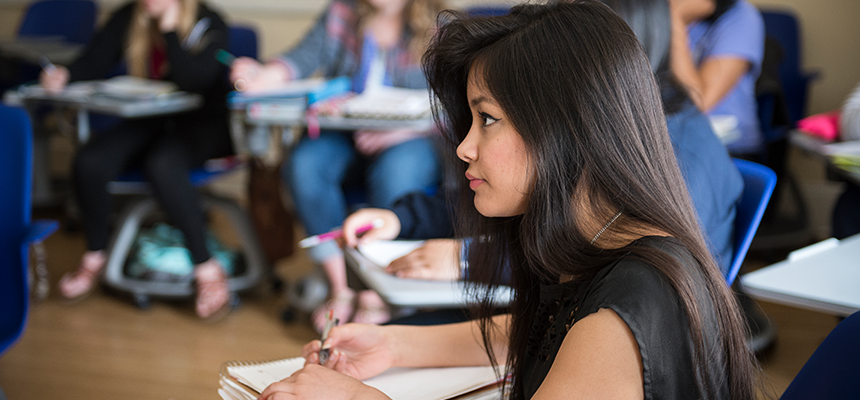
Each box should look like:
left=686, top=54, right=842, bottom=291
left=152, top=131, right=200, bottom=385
left=163, top=8, right=228, bottom=93
left=670, top=2, right=764, bottom=112
left=532, top=309, right=644, bottom=400
left=229, top=3, right=332, bottom=91
left=65, top=3, right=135, bottom=82
left=260, top=316, right=510, bottom=400
left=670, top=15, right=749, bottom=112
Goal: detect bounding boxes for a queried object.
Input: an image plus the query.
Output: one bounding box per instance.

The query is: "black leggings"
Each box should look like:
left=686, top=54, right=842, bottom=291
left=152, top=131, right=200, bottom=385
left=73, top=112, right=232, bottom=264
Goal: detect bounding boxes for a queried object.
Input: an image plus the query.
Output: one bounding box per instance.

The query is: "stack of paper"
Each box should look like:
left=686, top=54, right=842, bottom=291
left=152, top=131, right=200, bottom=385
left=341, top=87, right=432, bottom=120
left=96, top=76, right=177, bottom=100
left=218, top=357, right=503, bottom=400
left=823, top=140, right=860, bottom=175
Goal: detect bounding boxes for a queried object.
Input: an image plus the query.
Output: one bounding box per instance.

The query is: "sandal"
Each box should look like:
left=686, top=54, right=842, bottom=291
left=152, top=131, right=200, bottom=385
left=194, top=260, right=231, bottom=321
left=312, top=289, right=356, bottom=333
left=351, top=290, right=391, bottom=325
left=59, top=251, right=106, bottom=301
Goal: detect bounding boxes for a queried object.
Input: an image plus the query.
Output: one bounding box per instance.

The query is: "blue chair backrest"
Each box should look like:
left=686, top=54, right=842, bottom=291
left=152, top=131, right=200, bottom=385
left=0, top=106, right=34, bottom=357
left=228, top=25, right=258, bottom=60
left=17, top=0, right=97, bottom=45
left=727, top=159, right=776, bottom=285
left=780, top=311, right=860, bottom=399
left=760, top=9, right=813, bottom=125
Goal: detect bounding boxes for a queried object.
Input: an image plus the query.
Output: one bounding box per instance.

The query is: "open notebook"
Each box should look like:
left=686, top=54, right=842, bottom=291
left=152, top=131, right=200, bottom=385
left=218, top=357, right=503, bottom=400
left=344, top=241, right=513, bottom=308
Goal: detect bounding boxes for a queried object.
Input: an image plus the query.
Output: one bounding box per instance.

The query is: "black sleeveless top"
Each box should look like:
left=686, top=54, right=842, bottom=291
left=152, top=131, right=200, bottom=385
left=519, top=236, right=729, bottom=399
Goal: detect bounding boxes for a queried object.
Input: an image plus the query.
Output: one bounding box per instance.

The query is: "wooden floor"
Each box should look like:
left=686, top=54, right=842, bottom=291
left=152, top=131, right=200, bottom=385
left=0, top=208, right=845, bottom=400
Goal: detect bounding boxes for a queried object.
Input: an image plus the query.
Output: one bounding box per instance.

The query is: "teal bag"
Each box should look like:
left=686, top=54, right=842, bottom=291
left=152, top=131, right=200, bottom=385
left=126, top=223, right=237, bottom=281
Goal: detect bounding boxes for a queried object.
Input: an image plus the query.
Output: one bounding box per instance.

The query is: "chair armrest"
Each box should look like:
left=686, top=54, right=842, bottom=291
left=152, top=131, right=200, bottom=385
left=24, top=219, right=59, bottom=244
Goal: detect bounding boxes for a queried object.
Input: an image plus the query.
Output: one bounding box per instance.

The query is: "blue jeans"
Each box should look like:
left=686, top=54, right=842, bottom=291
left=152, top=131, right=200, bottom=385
left=285, top=130, right=441, bottom=262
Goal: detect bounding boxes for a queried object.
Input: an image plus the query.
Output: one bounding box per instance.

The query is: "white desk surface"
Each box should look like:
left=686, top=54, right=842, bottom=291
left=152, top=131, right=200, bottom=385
left=741, top=234, right=860, bottom=316
left=344, top=242, right=512, bottom=309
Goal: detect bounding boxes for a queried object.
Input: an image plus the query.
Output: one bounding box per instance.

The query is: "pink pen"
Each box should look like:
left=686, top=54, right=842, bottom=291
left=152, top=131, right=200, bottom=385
left=298, top=218, right=384, bottom=248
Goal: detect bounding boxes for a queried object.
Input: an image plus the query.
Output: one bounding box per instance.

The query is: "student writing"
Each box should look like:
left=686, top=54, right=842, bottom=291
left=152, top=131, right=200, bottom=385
left=258, top=2, right=758, bottom=399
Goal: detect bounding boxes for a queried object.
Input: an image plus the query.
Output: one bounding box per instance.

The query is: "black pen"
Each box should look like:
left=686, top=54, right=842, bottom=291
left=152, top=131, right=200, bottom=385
left=318, top=310, right=339, bottom=365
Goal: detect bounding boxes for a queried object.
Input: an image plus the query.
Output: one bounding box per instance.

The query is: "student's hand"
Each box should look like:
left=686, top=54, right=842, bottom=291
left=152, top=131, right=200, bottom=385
left=353, top=129, right=425, bottom=157
left=386, top=239, right=461, bottom=281
left=301, top=323, right=396, bottom=381
left=257, top=364, right=389, bottom=400
left=341, top=208, right=401, bottom=248
left=39, top=65, right=69, bottom=93
left=158, top=0, right=181, bottom=32
left=230, top=59, right=291, bottom=92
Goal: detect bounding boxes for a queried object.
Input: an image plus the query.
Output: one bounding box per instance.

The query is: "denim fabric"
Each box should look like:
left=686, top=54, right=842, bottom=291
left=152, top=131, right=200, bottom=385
left=285, top=130, right=440, bottom=262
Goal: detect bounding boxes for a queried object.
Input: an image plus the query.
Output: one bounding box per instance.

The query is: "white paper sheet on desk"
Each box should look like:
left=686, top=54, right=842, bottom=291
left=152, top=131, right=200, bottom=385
left=358, top=240, right=426, bottom=268
left=225, top=356, right=501, bottom=400
left=96, top=76, right=177, bottom=99
left=236, top=78, right=327, bottom=98
left=342, top=87, right=431, bottom=119
left=822, top=140, right=860, bottom=156
left=17, top=81, right=97, bottom=100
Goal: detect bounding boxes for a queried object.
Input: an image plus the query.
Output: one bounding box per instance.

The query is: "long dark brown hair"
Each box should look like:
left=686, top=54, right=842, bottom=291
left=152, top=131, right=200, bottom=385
left=423, top=1, right=756, bottom=399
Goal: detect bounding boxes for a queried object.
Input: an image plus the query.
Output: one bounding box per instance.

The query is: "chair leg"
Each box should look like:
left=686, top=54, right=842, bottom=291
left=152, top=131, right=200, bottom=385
left=200, top=193, right=268, bottom=292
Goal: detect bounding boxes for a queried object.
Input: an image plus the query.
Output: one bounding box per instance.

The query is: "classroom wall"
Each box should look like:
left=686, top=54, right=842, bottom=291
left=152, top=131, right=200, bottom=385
left=0, top=0, right=858, bottom=115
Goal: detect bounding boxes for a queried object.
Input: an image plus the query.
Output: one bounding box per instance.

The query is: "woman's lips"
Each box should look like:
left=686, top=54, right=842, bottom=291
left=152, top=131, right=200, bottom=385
left=465, top=172, right=484, bottom=189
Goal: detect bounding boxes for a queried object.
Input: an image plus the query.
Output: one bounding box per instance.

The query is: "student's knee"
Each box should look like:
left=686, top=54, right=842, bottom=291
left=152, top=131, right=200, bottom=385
left=73, top=148, right=112, bottom=184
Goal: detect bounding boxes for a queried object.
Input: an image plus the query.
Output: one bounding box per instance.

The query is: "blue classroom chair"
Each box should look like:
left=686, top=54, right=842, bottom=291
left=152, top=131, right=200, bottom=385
left=0, top=105, right=58, bottom=357
left=780, top=311, right=860, bottom=400
left=17, top=0, right=97, bottom=45
left=726, top=159, right=777, bottom=286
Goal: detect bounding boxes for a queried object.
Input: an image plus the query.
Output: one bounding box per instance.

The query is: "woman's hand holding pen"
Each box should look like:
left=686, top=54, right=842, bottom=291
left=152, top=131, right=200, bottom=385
left=301, top=323, right=396, bottom=381
left=229, top=58, right=291, bottom=92
left=256, top=324, right=395, bottom=400
left=39, top=65, right=69, bottom=93
left=340, top=208, right=401, bottom=248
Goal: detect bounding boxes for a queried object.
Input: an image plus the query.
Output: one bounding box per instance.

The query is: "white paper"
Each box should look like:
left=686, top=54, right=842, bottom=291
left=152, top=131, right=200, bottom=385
left=357, top=240, right=426, bottom=268
left=226, top=357, right=500, bottom=400
left=342, top=87, right=431, bottom=119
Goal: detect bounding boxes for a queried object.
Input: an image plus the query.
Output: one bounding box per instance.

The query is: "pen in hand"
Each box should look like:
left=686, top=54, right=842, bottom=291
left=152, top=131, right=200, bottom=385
left=298, top=218, right=384, bottom=248
left=39, top=56, right=57, bottom=76
left=318, top=310, right=339, bottom=365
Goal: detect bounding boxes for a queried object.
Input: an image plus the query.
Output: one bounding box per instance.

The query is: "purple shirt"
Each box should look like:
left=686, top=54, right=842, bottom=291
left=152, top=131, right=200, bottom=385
left=688, top=0, right=765, bottom=154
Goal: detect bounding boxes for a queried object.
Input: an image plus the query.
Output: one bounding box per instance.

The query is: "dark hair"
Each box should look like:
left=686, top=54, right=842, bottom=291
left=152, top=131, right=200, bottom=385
left=708, top=0, right=738, bottom=23
left=598, top=0, right=689, bottom=114
left=423, top=1, right=756, bottom=399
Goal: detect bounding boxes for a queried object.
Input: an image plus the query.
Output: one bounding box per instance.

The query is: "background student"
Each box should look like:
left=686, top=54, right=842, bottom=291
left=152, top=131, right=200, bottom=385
left=832, top=81, right=860, bottom=239
left=669, top=0, right=765, bottom=155
left=259, top=2, right=758, bottom=399
left=344, top=0, right=743, bottom=281
left=229, top=0, right=447, bottom=331
left=43, top=0, right=234, bottom=319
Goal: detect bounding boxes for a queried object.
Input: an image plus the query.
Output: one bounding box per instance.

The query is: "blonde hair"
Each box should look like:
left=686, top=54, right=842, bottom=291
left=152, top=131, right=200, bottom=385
left=126, top=0, right=200, bottom=78
left=357, top=0, right=447, bottom=61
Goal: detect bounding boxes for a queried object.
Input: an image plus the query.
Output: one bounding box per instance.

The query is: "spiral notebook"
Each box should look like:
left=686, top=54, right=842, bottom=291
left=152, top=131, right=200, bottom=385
left=218, top=357, right=502, bottom=400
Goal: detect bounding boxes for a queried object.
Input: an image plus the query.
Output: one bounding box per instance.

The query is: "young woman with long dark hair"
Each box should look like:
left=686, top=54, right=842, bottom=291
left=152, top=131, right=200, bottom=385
left=257, top=2, right=758, bottom=398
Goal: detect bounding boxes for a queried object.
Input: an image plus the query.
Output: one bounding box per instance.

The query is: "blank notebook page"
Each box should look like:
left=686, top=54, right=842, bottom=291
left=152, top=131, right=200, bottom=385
left=227, top=357, right=500, bottom=400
